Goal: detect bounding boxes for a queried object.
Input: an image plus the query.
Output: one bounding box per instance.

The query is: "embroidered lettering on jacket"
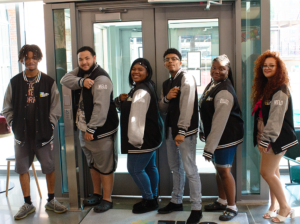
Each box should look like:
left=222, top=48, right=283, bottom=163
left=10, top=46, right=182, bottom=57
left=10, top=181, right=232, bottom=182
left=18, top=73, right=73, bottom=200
left=98, top=84, right=108, bottom=90
left=206, top=96, right=213, bottom=101
left=220, top=98, right=229, bottom=105
left=40, top=92, right=49, bottom=97
left=265, top=100, right=271, bottom=105
left=274, top=100, right=283, bottom=106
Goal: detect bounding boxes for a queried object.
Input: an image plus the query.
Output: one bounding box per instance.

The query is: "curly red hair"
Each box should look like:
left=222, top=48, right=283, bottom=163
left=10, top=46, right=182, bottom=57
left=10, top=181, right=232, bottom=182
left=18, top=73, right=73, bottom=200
left=251, top=50, right=290, bottom=108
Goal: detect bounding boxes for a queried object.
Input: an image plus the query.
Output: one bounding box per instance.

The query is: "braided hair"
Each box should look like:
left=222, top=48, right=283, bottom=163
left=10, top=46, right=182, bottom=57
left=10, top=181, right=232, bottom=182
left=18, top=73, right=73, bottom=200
left=212, top=54, right=234, bottom=87
left=18, top=44, right=43, bottom=63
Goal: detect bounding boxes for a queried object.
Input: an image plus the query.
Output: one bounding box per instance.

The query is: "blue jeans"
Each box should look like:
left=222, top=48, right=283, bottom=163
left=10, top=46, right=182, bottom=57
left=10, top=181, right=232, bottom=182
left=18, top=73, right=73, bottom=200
left=165, top=128, right=202, bottom=210
left=127, top=151, right=159, bottom=199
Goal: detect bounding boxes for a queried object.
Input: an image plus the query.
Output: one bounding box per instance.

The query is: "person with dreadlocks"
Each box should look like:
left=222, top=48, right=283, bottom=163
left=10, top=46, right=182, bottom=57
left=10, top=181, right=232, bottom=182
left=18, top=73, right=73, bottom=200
left=251, top=50, right=297, bottom=223
left=199, top=54, right=244, bottom=221
left=2, top=44, right=67, bottom=220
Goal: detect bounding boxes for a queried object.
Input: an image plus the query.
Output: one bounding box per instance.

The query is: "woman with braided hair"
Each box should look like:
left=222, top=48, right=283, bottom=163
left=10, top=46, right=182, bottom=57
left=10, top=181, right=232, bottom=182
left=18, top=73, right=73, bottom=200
left=251, top=50, right=297, bottom=223
left=199, top=54, right=244, bottom=221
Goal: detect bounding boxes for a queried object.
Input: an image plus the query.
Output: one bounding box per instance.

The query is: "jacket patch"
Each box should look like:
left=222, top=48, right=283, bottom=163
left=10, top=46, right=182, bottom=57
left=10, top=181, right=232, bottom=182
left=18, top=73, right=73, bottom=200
left=220, top=98, right=229, bottom=105
left=274, top=100, right=283, bottom=106
left=264, top=100, right=271, bottom=105
left=98, top=84, right=107, bottom=90
left=206, top=96, right=213, bottom=101
left=40, top=92, right=49, bottom=97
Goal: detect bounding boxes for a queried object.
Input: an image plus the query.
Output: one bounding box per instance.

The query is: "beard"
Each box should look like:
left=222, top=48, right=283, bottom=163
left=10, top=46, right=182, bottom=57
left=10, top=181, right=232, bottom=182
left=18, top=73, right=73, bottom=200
left=78, top=62, right=96, bottom=78
left=80, top=62, right=96, bottom=74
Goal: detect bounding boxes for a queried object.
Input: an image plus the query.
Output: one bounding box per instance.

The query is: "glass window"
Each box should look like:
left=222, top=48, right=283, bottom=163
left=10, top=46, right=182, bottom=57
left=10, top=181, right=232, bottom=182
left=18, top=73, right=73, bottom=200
left=0, top=2, right=46, bottom=169
left=241, top=0, right=261, bottom=195
left=168, top=19, right=219, bottom=174
left=271, top=0, right=300, bottom=127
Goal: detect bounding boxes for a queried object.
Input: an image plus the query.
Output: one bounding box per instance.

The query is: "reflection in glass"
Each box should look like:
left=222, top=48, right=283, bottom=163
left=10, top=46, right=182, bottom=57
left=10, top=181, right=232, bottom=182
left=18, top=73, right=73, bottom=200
left=53, top=8, right=72, bottom=193
left=94, top=21, right=142, bottom=173
left=241, top=0, right=261, bottom=195
left=168, top=19, right=219, bottom=174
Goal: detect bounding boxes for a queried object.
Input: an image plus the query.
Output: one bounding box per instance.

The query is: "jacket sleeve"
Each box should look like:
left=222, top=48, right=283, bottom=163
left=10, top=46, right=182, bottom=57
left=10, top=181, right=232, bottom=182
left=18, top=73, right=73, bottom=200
left=128, top=89, right=151, bottom=148
left=86, top=76, right=112, bottom=134
left=49, top=82, right=62, bottom=129
left=260, top=90, right=289, bottom=147
left=1, top=82, right=13, bottom=126
left=203, top=90, right=234, bottom=160
left=60, top=67, right=83, bottom=90
left=177, top=74, right=196, bottom=136
left=114, top=96, right=122, bottom=111
left=158, top=88, right=169, bottom=115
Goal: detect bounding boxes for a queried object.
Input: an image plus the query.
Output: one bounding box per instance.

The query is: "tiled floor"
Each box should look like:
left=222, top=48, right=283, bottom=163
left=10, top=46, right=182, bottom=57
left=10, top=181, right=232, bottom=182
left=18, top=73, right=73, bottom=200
left=0, top=174, right=299, bottom=224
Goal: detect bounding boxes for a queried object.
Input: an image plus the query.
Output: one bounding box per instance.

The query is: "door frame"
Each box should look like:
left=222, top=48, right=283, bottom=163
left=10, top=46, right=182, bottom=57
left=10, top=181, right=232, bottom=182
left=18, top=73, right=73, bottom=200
left=44, top=0, right=271, bottom=202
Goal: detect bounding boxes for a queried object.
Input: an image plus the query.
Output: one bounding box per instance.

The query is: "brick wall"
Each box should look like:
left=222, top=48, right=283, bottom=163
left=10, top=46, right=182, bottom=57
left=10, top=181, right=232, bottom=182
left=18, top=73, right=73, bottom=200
left=7, top=4, right=19, bottom=77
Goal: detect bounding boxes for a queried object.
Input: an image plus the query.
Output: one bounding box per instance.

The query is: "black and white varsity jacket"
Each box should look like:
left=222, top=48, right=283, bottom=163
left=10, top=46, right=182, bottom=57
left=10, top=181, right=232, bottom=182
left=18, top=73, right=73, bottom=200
left=159, top=69, right=199, bottom=139
left=120, top=82, right=164, bottom=154
left=254, top=84, right=298, bottom=154
left=200, top=78, right=244, bottom=159
left=2, top=71, right=61, bottom=148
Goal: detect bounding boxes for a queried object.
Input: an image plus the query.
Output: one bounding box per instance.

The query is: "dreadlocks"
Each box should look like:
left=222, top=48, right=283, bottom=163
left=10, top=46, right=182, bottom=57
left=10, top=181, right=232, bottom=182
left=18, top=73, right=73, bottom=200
left=18, top=44, right=43, bottom=63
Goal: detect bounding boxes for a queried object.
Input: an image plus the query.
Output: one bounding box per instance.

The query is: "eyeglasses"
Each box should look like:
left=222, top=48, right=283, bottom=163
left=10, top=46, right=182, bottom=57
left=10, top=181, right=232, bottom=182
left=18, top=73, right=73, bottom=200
left=164, top=57, right=180, bottom=62
left=261, top=65, right=276, bottom=69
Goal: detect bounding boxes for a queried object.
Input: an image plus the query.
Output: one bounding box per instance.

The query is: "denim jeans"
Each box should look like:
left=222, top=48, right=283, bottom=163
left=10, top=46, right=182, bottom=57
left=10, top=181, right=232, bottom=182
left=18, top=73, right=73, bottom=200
left=127, top=151, right=159, bottom=199
left=166, top=128, right=202, bottom=210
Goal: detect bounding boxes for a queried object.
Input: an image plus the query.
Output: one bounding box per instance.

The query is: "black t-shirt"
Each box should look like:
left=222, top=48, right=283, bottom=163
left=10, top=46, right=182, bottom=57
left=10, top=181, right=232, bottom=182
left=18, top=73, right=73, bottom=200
left=26, top=76, right=37, bottom=141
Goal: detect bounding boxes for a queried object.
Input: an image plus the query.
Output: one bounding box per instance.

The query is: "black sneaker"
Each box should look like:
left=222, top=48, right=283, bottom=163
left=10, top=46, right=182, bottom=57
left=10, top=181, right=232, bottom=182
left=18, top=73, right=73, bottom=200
left=158, top=202, right=183, bottom=214
left=132, top=199, right=158, bottom=214
left=204, top=201, right=227, bottom=211
left=83, top=194, right=102, bottom=206
left=134, top=196, right=159, bottom=209
left=187, top=210, right=203, bottom=224
left=93, top=200, right=113, bottom=213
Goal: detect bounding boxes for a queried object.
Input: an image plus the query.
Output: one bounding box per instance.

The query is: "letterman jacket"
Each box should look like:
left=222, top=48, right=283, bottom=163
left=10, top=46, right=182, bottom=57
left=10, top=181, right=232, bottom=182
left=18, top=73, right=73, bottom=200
left=117, top=82, right=163, bottom=154
left=253, top=84, right=298, bottom=154
left=2, top=71, right=61, bottom=147
left=159, top=69, right=199, bottom=139
left=199, top=78, right=244, bottom=160
left=60, top=65, right=119, bottom=140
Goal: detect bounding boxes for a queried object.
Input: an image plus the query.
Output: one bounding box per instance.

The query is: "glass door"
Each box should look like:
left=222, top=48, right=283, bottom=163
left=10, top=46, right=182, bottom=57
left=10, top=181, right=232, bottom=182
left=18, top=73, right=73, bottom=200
left=155, top=4, right=235, bottom=196
left=79, top=8, right=155, bottom=196
left=77, top=3, right=234, bottom=197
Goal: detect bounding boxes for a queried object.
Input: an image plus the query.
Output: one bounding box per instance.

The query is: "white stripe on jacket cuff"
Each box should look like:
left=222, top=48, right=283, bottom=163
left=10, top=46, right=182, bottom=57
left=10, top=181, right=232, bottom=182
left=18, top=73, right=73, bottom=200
left=86, top=127, right=95, bottom=134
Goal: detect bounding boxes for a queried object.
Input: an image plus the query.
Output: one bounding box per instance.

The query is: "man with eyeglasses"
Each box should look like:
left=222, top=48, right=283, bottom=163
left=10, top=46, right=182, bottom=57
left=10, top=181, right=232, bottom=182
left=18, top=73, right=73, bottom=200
left=158, top=48, right=202, bottom=224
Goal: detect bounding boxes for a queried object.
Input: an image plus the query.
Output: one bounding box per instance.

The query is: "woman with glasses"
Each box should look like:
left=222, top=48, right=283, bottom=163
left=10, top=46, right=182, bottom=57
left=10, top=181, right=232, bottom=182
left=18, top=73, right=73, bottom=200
left=115, top=58, right=163, bottom=214
left=251, top=50, right=297, bottom=223
left=199, top=54, right=244, bottom=221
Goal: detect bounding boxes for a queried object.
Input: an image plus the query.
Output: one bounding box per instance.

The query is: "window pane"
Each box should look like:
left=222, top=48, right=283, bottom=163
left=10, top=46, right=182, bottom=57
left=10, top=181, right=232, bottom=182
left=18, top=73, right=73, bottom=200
left=271, top=0, right=300, bottom=127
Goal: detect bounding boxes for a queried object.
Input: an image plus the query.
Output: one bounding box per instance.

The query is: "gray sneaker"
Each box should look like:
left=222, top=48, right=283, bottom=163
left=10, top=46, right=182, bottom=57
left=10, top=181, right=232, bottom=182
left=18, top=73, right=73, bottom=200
left=14, top=203, right=36, bottom=220
left=45, top=198, right=68, bottom=213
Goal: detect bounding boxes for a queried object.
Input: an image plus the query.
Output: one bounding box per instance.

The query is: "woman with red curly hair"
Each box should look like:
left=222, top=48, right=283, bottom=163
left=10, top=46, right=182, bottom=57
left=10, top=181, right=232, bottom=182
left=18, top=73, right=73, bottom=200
left=251, top=50, right=298, bottom=223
